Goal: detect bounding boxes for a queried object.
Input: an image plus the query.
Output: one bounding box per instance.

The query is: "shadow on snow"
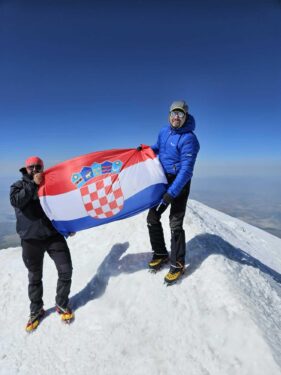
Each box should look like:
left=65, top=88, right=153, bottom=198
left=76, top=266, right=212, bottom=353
left=185, top=233, right=281, bottom=285
left=70, top=233, right=281, bottom=311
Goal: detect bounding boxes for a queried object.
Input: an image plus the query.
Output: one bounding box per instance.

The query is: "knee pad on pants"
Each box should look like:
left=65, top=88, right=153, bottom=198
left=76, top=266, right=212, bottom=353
left=147, top=210, right=161, bottom=226
left=28, top=270, right=43, bottom=284
left=57, top=263, right=73, bottom=280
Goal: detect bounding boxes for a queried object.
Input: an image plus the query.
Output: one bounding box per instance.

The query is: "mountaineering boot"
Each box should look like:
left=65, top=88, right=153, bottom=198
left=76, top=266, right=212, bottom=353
left=25, top=307, right=45, bottom=332
left=164, top=262, right=185, bottom=285
left=148, top=253, right=169, bottom=271
left=56, top=304, right=74, bottom=323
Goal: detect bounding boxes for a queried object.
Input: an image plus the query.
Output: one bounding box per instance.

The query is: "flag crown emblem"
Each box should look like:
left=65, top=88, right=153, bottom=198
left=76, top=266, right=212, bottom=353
left=71, top=160, right=122, bottom=188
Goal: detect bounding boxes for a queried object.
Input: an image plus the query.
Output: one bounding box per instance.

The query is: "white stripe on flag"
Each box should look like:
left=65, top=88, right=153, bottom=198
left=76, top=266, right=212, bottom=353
left=40, top=158, right=166, bottom=221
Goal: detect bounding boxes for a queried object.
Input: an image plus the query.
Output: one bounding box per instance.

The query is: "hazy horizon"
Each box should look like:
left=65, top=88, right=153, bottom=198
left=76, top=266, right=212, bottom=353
left=1, top=174, right=281, bottom=250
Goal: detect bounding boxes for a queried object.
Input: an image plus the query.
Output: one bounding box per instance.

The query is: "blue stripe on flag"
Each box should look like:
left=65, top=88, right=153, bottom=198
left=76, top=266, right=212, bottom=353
left=52, top=183, right=167, bottom=236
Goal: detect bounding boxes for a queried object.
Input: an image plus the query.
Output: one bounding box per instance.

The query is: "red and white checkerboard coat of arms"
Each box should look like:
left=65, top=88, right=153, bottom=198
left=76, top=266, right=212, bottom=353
left=80, top=173, right=124, bottom=219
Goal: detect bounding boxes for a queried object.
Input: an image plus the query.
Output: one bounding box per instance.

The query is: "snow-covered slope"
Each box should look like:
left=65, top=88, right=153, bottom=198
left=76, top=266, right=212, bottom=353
left=0, top=200, right=281, bottom=375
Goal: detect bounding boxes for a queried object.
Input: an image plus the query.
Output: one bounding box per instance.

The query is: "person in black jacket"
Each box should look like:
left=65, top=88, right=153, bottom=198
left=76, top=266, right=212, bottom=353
left=10, top=156, right=74, bottom=331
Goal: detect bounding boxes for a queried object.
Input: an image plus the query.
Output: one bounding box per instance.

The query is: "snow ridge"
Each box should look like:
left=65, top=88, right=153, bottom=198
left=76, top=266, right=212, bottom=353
left=0, top=200, right=281, bottom=375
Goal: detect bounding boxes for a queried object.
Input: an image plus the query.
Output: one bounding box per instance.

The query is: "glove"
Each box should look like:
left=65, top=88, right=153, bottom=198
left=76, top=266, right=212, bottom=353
left=162, top=193, right=173, bottom=205
left=155, top=193, right=173, bottom=215
left=155, top=202, right=168, bottom=215
left=136, top=145, right=142, bottom=151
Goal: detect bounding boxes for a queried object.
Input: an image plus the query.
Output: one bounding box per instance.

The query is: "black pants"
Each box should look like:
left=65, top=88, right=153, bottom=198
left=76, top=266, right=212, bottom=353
left=147, top=177, right=191, bottom=268
left=21, top=234, right=73, bottom=313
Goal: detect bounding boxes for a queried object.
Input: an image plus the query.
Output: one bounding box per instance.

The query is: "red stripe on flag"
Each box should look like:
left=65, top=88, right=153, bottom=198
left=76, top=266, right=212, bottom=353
left=38, top=145, right=155, bottom=196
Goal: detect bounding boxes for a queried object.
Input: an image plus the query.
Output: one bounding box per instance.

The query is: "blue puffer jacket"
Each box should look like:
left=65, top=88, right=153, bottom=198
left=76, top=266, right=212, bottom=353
left=151, top=114, right=200, bottom=198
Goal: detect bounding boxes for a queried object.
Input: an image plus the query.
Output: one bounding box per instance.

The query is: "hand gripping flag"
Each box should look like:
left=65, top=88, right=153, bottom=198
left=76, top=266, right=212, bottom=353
left=38, top=145, right=167, bottom=236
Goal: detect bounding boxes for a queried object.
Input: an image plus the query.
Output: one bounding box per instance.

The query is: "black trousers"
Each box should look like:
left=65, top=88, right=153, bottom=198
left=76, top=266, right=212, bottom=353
left=147, top=178, right=191, bottom=267
left=21, top=234, right=73, bottom=313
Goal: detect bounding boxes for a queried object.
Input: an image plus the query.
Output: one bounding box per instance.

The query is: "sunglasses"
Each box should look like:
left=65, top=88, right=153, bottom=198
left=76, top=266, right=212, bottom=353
left=170, top=111, right=185, bottom=118
left=170, top=110, right=186, bottom=119
left=27, top=164, right=43, bottom=171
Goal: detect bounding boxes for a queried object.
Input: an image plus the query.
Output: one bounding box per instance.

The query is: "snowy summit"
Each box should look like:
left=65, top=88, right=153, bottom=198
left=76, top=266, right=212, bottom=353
left=0, top=200, right=281, bottom=375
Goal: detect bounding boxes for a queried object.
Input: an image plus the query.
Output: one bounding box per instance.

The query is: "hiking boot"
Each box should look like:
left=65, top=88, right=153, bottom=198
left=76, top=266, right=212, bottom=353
left=164, top=262, right=185, bottom=285
left=148, top=253, right=169, bottom=271
left=25, top=307, right=45, bottom=332
left=56, top=305, right=74, bottom=323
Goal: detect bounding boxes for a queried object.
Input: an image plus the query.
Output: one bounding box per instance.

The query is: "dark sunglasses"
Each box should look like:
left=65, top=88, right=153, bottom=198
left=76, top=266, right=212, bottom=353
left=27, top=164, right=43, bottom=171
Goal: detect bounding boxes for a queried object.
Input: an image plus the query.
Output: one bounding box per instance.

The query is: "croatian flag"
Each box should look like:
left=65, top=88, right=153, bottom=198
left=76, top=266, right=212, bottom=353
left=38, top=145, right=167, bottom=236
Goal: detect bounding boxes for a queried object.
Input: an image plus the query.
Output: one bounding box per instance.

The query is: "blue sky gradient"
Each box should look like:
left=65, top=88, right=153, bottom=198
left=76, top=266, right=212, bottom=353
left=0, top=0, right=281, bottom=177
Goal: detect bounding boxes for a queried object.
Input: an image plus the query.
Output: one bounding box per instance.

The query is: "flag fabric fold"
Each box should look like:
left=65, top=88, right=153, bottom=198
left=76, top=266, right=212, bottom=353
left=38, top=145, right=167, bottom=236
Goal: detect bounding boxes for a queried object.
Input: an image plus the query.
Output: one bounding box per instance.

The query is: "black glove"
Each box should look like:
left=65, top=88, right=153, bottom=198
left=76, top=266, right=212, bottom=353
left=155, top=193, right=173, bottom=215
left=155, top=202, right=168, bottom=215
left=136, top=145, right=142, bottom=151
left=162, top=193, right=173, bottom=205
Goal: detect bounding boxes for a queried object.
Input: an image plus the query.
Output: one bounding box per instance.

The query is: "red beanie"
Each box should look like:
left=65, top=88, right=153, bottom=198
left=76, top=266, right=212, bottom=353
left=25, top=156, right=44, bottom=168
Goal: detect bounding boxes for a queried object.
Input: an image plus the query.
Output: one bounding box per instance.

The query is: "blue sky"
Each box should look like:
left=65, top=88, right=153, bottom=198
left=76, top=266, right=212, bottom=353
left=0, top=0, right=281, bottom=178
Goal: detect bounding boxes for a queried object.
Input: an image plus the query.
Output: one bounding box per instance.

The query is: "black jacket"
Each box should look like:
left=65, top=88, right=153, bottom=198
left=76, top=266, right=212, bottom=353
left=10, top=170, right=58, bottom=240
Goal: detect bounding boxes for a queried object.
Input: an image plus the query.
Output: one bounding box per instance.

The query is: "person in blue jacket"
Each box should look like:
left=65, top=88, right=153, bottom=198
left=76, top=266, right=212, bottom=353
left=147, top=100, right=200, bottom=284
